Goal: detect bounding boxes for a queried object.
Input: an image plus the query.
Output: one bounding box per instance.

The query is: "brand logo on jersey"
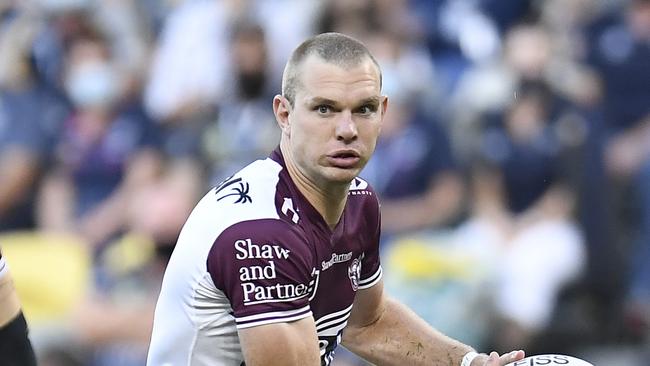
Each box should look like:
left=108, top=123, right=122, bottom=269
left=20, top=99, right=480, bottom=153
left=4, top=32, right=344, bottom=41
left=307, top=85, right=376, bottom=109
left=349, top=177, right=372, bottom=196
left=321, top=251, right=353, bottom=271
left=241, top=281, right=310, bottom=304
left=234, top=238, right=291, bottom=260
left=349, top=177, right=368, bottom=190
left=215, top=176, right=252, bottom=204
left=234, top=238, right=307, bottom=305
left=281, top=197, right=299, bottom=223
left=348, top=258, right=361, bottom=291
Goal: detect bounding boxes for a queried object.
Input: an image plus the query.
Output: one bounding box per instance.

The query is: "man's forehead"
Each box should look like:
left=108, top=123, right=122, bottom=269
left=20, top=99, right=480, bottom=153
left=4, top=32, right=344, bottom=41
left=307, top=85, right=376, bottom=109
left=296, top=55, right=381, bottom=98
left=300, top=55, right=379, bottom=79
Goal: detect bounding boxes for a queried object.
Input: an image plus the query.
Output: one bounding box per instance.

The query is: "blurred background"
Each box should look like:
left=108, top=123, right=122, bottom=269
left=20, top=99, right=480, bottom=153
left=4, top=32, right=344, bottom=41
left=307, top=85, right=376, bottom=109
left=0, top=0, right=648, bottom=365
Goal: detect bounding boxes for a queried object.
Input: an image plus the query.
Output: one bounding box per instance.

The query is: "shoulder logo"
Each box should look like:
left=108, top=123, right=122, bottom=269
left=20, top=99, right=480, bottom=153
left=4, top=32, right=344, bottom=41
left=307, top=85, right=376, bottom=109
left=348, top=258, right=361, bottom=291
left=215, top=176, right=252, bottom=204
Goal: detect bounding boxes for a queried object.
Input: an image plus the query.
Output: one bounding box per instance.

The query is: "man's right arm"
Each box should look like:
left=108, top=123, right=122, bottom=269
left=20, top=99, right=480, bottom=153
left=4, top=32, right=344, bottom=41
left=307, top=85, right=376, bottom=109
left=238, top=316, right=320, bottom=365
left=207, top=219, right=320, bottom=365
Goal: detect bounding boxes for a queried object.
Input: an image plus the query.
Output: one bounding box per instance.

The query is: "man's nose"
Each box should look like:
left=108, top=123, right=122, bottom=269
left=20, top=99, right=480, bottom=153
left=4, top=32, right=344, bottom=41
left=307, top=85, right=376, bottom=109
left=336, top=111, right=358, bottom=142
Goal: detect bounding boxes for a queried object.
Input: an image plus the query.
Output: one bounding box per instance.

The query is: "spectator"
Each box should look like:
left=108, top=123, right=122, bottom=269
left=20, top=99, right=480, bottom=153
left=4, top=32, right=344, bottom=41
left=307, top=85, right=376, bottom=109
left=588, top=0, right=650, bottom=337
left=144, top=0, right=234, bottom=122
left=362, top=97, right=462, bottom=235
left=360, top=29, right=462, bottom=235
left=37, top=28, right=162, bottom=248
left=31, top=21, right=193, bottom=366
left=202, top=21, right=280, bottom=184
left=249, top=0, right=320, bottom=86
left=460, top=80, right=586, bottom=352
left=0, top=11, right=69, bottom=231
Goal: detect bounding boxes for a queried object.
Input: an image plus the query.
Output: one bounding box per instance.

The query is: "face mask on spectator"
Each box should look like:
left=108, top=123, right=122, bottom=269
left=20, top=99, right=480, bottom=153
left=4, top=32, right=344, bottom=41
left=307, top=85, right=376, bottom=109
left=65, top=61, right=119, bottom=109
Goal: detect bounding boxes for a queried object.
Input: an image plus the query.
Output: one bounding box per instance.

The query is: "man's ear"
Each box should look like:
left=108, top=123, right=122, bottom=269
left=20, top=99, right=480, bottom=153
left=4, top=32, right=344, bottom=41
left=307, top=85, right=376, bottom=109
left=380, top=95, right=389, bottom=118
left=375, top=96, right=388, bottom=136
left=273, top=95, right=291, bottom=136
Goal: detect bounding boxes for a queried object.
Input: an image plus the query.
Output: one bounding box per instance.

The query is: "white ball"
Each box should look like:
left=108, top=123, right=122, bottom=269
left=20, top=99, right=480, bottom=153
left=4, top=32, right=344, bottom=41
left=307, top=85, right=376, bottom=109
left=506, top=354, right=594, bottom=366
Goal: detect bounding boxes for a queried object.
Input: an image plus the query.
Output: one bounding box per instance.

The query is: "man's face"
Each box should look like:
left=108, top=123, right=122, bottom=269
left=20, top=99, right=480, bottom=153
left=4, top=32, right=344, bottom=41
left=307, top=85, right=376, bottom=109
left=275, top=56, right=387, bottom=186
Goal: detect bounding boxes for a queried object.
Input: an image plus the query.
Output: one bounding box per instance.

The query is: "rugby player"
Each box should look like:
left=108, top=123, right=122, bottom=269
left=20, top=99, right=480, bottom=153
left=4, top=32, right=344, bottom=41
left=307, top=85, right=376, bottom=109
left=147, top=32, right=525, bottom=366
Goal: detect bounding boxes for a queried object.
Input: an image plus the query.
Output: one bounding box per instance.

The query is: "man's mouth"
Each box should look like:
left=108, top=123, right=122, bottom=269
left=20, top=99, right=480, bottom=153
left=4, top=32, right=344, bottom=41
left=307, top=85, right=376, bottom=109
left=326, top=150, right=361, bottom=168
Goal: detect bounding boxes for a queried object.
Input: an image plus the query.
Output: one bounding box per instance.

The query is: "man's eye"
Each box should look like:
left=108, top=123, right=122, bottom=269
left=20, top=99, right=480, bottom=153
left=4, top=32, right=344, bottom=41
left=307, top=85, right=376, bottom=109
left=316, top=105, right=331, bottom=114
left=358, top=105, right=376, bottom=115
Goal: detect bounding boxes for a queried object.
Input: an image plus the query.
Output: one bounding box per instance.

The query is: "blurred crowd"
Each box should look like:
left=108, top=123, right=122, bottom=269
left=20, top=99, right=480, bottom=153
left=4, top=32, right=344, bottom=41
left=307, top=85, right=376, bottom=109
left=0, top=0, right=648, bottom=365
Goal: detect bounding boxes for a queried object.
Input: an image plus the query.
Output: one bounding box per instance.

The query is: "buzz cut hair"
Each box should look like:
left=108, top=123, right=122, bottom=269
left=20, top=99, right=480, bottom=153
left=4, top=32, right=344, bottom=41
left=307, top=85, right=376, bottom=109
left=281, top=32, right=382, bottom=107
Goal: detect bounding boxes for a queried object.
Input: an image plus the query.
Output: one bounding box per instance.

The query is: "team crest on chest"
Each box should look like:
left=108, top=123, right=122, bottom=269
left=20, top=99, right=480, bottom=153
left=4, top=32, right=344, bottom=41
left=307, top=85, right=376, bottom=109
left=348, top=258, right=361, bottom=291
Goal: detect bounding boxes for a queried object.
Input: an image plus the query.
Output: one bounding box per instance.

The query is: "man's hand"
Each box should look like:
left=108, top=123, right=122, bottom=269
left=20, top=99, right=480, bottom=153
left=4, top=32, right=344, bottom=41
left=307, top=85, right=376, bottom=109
left=473, top=350, right=525, bottom=366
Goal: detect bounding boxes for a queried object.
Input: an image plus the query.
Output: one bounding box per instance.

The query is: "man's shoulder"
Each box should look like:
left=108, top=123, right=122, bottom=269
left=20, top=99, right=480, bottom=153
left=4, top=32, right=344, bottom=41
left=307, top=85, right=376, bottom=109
left=210, top=158, right=283, bottom=210
left=216, top=157, right=282, bottom=188
left=208, top=158, right=308, bottom=255
left=212, top=218, right=308, bottom=255
left=207, top=218, right=313, bottom=291
left=177, top=158, right=288, bottom=252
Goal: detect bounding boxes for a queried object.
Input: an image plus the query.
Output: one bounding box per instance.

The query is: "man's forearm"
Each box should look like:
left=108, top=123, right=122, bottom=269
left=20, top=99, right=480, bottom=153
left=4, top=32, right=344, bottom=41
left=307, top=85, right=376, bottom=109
left=342, top=297, right=474, bottom=366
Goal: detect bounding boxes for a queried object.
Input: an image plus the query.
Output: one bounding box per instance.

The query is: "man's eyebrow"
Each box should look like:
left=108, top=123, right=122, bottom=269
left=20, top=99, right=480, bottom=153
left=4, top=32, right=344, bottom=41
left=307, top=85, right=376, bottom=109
left=307, top=96, right=381, bottom=107
left=308, top=97, right=339, bottom=106
left=358, top=96, right=381, bottom=105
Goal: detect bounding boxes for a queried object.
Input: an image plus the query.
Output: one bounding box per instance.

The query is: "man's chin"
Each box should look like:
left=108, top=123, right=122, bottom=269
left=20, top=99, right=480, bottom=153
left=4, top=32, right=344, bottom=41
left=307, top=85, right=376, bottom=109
left=322, top=166, right=361, bottom=184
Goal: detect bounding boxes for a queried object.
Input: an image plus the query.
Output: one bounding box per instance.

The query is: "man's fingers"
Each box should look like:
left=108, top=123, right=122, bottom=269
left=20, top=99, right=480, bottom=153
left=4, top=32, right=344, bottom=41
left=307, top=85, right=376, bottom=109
left=478, top=350, right=525, bottom=365
left=485, top=351, right=499, bottom=365
left=498, top=350, right=525, bottom=364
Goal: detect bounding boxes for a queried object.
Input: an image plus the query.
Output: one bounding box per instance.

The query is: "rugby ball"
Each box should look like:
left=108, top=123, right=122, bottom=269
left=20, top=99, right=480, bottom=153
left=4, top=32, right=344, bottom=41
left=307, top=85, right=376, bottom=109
left=506, top=354, right=594, bottom=366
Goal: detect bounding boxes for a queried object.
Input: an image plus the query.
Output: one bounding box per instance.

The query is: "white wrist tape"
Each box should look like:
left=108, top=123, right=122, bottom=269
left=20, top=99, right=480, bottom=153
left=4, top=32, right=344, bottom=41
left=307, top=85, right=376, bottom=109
left=0, top=256, right=7, bottom=280
left=461, top=351, right=480, bottom=366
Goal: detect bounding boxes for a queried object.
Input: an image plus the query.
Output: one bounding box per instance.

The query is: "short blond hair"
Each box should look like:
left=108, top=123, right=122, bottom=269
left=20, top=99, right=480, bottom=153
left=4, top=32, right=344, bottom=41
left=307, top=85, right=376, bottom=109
left=281, top=32, right=382, bottom=106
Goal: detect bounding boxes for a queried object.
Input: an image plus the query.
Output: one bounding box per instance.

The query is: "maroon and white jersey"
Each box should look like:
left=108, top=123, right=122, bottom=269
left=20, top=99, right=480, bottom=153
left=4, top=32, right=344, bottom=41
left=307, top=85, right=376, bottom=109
left=147, top=149, right=382, bottom=366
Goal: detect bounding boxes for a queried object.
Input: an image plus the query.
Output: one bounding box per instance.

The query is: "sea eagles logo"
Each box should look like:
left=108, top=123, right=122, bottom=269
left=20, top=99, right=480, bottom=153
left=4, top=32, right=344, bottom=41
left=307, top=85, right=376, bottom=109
left=348, top=258, right=361, bottom=291
left=215, top=176, right=252, bottom=204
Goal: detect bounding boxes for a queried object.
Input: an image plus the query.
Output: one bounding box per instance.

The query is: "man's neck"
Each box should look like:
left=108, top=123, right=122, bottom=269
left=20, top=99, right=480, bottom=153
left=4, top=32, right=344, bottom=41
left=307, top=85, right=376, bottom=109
left=281, top=147, right=349, bottom=229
